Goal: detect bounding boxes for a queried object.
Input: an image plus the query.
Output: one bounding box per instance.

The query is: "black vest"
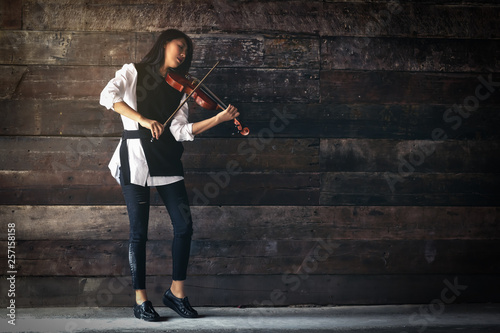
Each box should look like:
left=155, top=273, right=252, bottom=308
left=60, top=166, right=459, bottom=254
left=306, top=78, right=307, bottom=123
left=135, top=63, right=185, bottom=178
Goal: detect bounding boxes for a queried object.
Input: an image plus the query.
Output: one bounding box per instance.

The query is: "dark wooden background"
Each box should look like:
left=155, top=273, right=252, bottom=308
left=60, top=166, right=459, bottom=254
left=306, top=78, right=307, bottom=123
left=1, top=0, right=499, bottom=307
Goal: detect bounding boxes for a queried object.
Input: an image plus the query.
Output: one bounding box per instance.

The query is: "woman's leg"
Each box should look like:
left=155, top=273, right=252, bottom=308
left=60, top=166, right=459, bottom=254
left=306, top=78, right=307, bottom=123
left=155, top=180, right=193, bottom=297
left=156, top=180, right=198, bottom=318
left=120, top=174, right=151, bottom=304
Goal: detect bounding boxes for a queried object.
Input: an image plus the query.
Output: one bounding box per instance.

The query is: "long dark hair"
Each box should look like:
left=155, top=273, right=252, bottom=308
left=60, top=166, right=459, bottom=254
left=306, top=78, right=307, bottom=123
left=140, top=29, right=193, bottom=74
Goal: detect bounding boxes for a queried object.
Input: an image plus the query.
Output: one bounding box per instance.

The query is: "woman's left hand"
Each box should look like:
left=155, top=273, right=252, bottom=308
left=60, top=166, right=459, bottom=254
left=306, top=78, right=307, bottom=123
left=216, top=104, right=240, bottom=123
left=192, top=104, right=240, bottom=136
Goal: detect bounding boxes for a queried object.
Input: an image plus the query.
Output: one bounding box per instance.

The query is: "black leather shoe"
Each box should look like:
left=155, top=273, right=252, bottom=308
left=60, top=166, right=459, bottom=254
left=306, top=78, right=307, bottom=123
left=162, top=289, right=198, bottom=318
left=133, top=300, right=160, bottom=321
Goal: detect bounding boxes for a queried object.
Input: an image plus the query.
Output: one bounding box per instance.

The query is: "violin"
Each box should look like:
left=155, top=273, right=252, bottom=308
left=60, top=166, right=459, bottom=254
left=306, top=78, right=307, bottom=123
left=165, top=69, right=250, bottom=136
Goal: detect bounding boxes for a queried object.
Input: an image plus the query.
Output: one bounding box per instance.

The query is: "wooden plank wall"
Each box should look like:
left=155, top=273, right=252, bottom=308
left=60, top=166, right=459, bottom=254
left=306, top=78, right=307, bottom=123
left=1, top=0, right=499, bottom=307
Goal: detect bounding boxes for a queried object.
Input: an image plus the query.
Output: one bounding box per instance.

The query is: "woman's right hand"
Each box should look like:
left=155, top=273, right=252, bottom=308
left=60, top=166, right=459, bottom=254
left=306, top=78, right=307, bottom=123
left=139, top=117, right=164, bottom=140
left=113, top=102, right=165, bottom=140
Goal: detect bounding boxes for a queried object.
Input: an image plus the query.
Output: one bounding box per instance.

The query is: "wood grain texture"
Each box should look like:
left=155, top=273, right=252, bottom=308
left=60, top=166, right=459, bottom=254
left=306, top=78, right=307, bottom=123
left=320, top=172, right=500, bottom=206
left=3, top=31, right=498, bottom=72
left=1, top=0, right=499, bottom=307
left=0, top=170, right=320, bottom=205
left=321, top=37, right=500, bottom=72
left=1, top=65, right=319, bottom=103
left=20, top=1, right=500, bottom=38
left=0, top=136, right=319, bottom=172
left=0, top=31, right=320, bottom=68
left=5, top=274, right=499, bottom=307
left=320, top=70, right=500, bottom=105
left=2, top=100, right=499, bottom=140
left=5, top=64, right=499, bottom=106
left=1, top=205, right=498, bottom=241
left=2, top=239, right=499, bottom=276
left=4, top=170, right=498, bottom=206
left=0, top=65, right=27, bottom=99
left=0, top=0, right=22, bottom=30
left=320, top=139, right=500, bottom=173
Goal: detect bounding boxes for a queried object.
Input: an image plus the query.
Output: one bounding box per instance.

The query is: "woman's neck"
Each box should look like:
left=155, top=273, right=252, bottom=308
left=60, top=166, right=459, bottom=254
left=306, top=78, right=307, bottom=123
left=159, top=64, right=168, bottom=77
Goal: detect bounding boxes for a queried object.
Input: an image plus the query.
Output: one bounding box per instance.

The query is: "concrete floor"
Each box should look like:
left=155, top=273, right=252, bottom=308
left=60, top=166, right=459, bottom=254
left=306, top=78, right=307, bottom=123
left=2, top=304, right=500, bottom=333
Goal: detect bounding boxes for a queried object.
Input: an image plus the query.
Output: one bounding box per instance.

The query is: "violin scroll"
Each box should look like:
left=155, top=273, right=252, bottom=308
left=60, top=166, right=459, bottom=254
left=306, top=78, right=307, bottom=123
left=233, top=118, right=250, bottom=136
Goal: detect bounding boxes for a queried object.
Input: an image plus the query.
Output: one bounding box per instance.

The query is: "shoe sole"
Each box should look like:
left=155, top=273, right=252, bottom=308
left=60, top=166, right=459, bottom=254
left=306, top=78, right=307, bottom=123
left=134, top=307, right=160, bottom=322
left=134, top=312, right=160, bottom=322
left=162, top=295, right=197, bottom=318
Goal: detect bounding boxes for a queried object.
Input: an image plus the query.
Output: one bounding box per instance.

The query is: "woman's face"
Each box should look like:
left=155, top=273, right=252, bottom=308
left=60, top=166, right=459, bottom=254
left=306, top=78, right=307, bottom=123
left=164, top=38, right=188, bottom=69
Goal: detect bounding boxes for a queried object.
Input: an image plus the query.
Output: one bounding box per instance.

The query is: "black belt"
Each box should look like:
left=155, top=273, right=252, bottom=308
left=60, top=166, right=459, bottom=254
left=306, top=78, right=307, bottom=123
left=120, top=130, right=151, bottom=185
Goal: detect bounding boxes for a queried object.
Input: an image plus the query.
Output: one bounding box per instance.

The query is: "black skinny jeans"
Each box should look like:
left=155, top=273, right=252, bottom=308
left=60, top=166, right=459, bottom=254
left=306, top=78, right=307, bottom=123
left=120, top=173, right=193, bottom=290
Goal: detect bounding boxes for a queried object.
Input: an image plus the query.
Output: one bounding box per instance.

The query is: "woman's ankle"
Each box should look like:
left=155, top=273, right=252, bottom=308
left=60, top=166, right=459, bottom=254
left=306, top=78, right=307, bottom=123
left=170, top=280, right=186, bottom=299
left=135, top=289, right=148, bottom=305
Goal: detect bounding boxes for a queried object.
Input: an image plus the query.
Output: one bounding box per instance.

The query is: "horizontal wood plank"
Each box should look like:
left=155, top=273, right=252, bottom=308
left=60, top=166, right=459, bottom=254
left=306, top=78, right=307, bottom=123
left=4, top=274, right=499, bottom=307
left=2, top=100, right=499, bottom=140
left=321, top=70, right=500, bottom=105
left=0, top=31, right=319, bottom=69
left=21, top=1, right=500, bottom=38
left=4, top=65, right=500, bottom=107
left=0, top=171, right=320, bottom=206
left=9, top=32, right=486, bottom=73
left=2, top=166, right=498, bottom=207
left=320, top=139, right=500, bottom=173
left=0, top=136, right=319, bottom=172
left=3, top=65, right=319, bottom=103
left=2, top=239, right=498, bottom=276
left=6, top=65, right=116, bottom=100
left=321, top=37, right=500, bottom=72
left=320, top=172, right=500, bottom=206
left=0, top=100, right=123, bottom=136
left=0, top=31, right=137, bottom=66
left=1, top=205, right=498, bottom=241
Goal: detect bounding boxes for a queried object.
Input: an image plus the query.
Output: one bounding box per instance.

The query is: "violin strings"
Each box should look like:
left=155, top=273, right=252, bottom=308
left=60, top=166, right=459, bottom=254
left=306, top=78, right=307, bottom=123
left=187, top=73, right=227, bottom=110
left=200, top=85, right=227, bottom=110
left=162, top=61, right=220, bottom=127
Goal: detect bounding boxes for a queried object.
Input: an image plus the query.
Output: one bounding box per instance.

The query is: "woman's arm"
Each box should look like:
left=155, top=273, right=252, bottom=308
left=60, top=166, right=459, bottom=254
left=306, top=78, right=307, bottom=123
left=113, top=101, right=165, bottom=140
left=192, top=104, right=240, bottom=135
left=113, top=100, right=239, bottom=140
left=101, top=64, right=167, bottom=139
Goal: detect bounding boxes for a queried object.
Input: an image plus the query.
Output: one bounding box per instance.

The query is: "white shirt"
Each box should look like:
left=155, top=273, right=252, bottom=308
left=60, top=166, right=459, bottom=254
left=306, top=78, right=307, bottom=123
left=100, top=63, right=195, bottom=186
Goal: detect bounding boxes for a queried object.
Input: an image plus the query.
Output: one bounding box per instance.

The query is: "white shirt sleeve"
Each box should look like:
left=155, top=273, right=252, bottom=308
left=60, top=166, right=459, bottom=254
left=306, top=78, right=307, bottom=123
left=170, top=95, right=195, bottom=142
left=99, top=63, right=137, bottom=111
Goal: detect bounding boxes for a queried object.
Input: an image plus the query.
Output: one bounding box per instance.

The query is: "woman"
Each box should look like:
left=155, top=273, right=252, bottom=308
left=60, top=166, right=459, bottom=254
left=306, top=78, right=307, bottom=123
left=100, top=29, right=239, bottom=321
